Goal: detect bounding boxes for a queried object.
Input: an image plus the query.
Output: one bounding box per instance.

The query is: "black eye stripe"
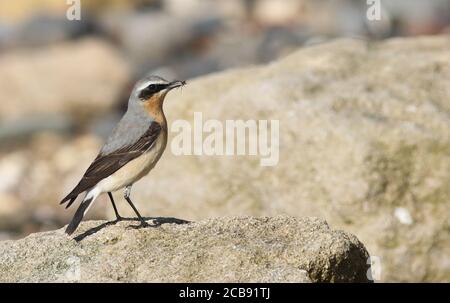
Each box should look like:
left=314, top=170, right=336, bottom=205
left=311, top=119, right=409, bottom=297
left=138, top=83, right=168, bottom=99
left=148, top=84, right=166, bottom=92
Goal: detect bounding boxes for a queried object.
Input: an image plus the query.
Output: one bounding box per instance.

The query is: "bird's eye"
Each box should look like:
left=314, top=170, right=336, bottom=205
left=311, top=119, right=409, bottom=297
left=138, top=83, right=164, bottom=100
left=145, top=84, right=162, bottom=94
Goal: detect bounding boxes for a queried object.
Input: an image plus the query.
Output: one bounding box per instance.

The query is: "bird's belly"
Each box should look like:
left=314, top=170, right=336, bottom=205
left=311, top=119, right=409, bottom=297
left=96, top=135, right=166, bottom=193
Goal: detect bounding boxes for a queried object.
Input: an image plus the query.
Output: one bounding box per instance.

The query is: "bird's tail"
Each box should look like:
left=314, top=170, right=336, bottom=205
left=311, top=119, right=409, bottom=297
left=65, top=190, right=99, bottom=235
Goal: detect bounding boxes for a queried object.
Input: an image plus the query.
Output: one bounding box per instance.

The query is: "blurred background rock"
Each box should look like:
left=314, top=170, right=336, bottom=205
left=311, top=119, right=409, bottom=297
left=0, top=0, right=449, bottom=281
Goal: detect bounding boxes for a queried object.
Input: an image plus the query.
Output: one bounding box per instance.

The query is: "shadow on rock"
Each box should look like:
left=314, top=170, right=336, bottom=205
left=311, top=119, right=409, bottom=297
left=73, top=217, right=191, bottom=242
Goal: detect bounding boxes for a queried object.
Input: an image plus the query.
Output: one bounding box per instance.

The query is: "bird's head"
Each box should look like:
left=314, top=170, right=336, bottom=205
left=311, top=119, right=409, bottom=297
left=131, top=75, right=186, bottom=109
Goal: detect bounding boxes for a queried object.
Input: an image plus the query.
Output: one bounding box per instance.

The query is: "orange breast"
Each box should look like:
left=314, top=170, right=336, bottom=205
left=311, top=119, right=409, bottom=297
left=143, top=95, right=165, bottom=124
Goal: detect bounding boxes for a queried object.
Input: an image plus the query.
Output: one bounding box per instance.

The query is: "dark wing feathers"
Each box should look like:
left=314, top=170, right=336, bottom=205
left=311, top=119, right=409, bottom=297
left=60, top=122, right=161, bottom=207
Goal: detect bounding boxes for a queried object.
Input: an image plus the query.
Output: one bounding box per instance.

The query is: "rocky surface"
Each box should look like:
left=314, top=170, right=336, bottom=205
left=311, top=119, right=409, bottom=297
left=0, top=36, right=449, bottom=282
left=128, top=36, right=448, bottom=282
left=0, top=216, right=371, bottom=283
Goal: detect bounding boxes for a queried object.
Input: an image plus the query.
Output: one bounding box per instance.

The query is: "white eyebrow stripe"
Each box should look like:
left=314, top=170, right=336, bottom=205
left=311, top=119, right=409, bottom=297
left=137, top=79, right=167, bottom=91
left=137, top=80, right=152, bottom=91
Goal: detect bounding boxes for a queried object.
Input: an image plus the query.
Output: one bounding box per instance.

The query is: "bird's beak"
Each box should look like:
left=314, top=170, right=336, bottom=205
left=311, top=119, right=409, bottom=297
left=167, top=80, right=186, bottom=90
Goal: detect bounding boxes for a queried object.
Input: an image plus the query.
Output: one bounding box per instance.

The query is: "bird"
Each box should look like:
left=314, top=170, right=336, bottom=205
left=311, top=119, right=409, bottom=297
left=60, top=75, right=186, bottom=235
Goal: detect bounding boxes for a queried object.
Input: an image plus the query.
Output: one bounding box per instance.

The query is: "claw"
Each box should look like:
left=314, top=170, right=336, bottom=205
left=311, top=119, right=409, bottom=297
left=112, top=216, right=124, bottom=224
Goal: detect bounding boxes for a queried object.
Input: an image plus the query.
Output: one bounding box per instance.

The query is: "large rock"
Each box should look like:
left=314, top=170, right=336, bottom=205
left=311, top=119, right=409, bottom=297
left=0, top=38, right=130, bottom=120
left=118, top=36, right=448, bottom=282
left=0, top=216, right=371, bottom=282
left=1, top=36, right=448, bottom=282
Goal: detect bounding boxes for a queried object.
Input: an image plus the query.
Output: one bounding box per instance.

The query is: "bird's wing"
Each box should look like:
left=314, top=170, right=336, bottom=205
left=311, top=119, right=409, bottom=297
left=60, top=121, right=162, bottom=208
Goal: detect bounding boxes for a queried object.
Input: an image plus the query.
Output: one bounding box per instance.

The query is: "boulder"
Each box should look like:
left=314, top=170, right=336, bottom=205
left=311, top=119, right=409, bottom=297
left=122, top=36, right=449, bottom=282
left=0, top=216, right=371, bottom=282
left=0, top=38, right=131, bottom=120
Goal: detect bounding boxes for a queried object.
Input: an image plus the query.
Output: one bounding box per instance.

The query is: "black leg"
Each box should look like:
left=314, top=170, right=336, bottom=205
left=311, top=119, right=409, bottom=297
left=123, top=185, right=149, bottom=228
left=108, top=192, right=123, bottom=221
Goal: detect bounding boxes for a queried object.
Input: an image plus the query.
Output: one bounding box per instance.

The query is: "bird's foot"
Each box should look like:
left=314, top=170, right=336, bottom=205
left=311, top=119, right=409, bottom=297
left=112, top=216, right=125, bottom=223
left=127, top=220, right=151, bottom=230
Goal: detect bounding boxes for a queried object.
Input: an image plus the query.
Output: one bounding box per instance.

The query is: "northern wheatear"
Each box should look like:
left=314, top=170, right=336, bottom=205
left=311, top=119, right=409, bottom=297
left=60, top=75, right=186, bottom=235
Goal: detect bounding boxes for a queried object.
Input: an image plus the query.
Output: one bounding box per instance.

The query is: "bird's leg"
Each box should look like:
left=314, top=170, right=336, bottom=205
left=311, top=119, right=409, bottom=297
left=108, top=192, right=123, bottom=222
left=123, top=185, right=149, bottom=228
